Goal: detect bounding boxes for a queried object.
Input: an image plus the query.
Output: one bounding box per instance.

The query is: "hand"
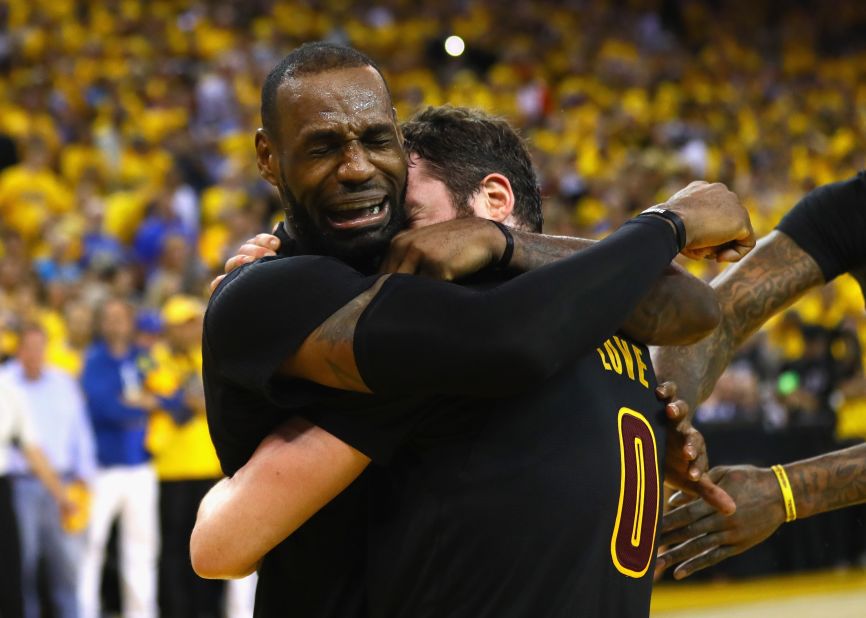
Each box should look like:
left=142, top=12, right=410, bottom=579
left=209, top=233, right=281, bottom=293
left=379, top=217, right=506, bottom=280
left=661, top=181, right=756, bottom=262
left=122, top=390, right=160, bottom=411
left=655, top=382, right=736, bottom=515
left=58, top=494, right=78, bottom=522
left=657, top=465, right=785, bottom=579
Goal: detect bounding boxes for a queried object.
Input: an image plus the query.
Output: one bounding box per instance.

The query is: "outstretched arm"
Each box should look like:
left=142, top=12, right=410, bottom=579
left=654, top=171, right=866, bottom=411
left=658, top=444, right=866, bottom=579
left=652, top=231, right=823, bottom=412
left=191, top=417, right=370, bottom=579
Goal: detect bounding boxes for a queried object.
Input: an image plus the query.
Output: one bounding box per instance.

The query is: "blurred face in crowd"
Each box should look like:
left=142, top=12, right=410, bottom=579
left=65, top=302, right=94, bottom=348
left=18, top=328, right=47, bottom=380
left=166, top=317, right=202, bottom=352
left=256, top=66, right=407, bottom=265
left=100, top=299, right=135, bottom=348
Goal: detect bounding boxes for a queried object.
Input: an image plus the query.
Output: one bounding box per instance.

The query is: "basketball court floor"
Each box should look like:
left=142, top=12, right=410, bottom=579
left=651, top=569, right=866, bottom=617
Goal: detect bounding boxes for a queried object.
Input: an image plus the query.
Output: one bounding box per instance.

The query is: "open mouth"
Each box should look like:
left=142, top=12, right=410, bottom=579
left=325, top=197, right=390, bottom=231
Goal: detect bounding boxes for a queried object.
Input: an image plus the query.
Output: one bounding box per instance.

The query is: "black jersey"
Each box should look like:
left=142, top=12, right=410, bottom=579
left=204, top=217, right=680, bottom=617
left=316, top=334, right=666, bottom=618
left=776, top=170, right=866, bottom=281
left=203, top=253, right=380, bottom=618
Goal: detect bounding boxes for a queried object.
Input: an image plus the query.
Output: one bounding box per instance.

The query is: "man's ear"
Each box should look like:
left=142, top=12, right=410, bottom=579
left=477, top=173, right=515, bottom=223
left=255, top=129, right=279, bottom=187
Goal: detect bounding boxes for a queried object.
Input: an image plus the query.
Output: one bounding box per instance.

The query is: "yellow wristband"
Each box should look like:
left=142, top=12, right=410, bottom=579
left=771, top=464, right=797, bottom=523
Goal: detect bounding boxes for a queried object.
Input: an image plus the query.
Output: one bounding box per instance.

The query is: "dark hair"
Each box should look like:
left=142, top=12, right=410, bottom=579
left=261, top=42, right=390, bottom=134
left=401, top=106, right=542, bottom=233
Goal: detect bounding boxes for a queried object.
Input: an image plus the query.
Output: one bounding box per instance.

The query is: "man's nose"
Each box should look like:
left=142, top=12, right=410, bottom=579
left=336, top=141, right=375, bottom=185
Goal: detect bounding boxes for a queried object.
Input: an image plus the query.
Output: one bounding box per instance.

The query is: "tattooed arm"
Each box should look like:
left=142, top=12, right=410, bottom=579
left=652, top=230, right=824, bottom=411
left=657, top=444, right=866, bottom=579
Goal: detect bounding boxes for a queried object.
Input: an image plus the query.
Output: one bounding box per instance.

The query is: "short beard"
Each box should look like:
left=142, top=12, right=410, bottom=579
left=279, top=182, right=407, bottom=274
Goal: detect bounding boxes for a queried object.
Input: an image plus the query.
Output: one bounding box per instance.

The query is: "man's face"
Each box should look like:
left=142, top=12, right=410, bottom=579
left=101, top=301, right=134, bottom=344
left=404, top=155, right=461, bottom=229
left=18, top=331, right=46, bottom=378
left=260, top=66, right=407, bottom=264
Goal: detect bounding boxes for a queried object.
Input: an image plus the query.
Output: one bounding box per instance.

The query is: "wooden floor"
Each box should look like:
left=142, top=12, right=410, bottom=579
left=651, top=569, right=866, bottom=617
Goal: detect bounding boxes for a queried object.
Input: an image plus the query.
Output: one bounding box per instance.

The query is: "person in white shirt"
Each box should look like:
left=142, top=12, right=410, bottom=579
left=0, top=361, right=72, bottom=617
left=5, top=324, right=97, bottom=618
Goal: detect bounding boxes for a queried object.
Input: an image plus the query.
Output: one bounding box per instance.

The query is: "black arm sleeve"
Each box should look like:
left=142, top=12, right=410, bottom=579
left=354, top=216, right=679, bottom=397
left=776, top=171, right=866, bottom=282
left=205, top=254, right=379, bottom=395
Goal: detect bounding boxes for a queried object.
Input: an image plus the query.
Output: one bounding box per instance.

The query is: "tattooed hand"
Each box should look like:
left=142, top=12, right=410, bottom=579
left=657, top=465, right=784, bottom=579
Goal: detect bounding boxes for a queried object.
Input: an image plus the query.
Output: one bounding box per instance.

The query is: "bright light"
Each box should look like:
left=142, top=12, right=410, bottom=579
left=444, top=35, right=465, bottom=57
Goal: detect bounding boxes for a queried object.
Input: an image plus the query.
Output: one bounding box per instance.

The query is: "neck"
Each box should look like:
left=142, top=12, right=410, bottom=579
left=106, top=339, right=130, bottom=357
left=22, top=367, right=41, bottom=381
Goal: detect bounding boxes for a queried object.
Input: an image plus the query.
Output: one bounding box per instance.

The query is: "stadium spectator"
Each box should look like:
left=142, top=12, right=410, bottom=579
left=144, top=295, right=223, bottom=617
left=79, top=298, right=159, bottom=618
left=4, top=323, right=96, bottom=618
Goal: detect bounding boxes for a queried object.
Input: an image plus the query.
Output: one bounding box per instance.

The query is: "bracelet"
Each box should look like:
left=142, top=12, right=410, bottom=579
left=639, top=207, right=687, bottom=253
left=490, top=221, right=514, bottom=269
left=771, top=464, right=798, bottom=523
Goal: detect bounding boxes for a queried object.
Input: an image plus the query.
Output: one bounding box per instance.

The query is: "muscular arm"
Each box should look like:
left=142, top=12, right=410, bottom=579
left=652, top=231, right=823, bottom=411
left=190, top=417, right=370, bottom=579
left=786, top=443, right=866, bottom=519
left=286, top=217, right=681, bottom=395
left=509, top=231, right=720, bottom=345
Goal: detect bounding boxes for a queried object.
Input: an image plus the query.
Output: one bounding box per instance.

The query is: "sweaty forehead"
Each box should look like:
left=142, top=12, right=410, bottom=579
left=278, top=66, right=393, bottom=134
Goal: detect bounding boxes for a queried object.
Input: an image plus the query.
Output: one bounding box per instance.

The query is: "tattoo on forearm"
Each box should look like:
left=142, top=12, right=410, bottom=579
left=787, top=445, right=866, bottom=518
left=510, top=233, right=594, bottom=272
left=310, top=277, right=389, bottom=390
left=653, top=232, right=823, bottom=409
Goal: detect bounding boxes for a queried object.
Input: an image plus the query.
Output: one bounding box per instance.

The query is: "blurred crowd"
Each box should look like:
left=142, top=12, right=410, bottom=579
left=0, top=0, right=865, bottom=613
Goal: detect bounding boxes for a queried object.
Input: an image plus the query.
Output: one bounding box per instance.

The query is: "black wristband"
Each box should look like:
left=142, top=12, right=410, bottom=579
left=490, top=220, right=514, bottom=269
left=639, top=207, right=687, bottom=253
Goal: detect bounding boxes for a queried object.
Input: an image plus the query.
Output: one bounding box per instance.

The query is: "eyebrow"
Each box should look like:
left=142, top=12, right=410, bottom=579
left=297, top=122, right=395, bottom=144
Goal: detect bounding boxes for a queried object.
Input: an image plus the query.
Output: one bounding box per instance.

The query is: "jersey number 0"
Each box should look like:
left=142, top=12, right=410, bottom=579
left=610, top=407, right=660, bottom=578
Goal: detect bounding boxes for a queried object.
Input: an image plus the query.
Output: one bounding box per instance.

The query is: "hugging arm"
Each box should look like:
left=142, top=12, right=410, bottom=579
left=507, top=230, right=720, bottom=345
left=275, top=216, right=682, bottom=396
left=191, top=417, right=370, bottom=579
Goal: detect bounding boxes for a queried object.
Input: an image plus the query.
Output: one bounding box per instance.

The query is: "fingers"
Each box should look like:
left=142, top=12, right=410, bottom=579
left=382, top=245, right=422, bottom=275
left=209, top=275, right=226, bottom=294
left=668, top=490, right=692, bottom=507
left=224, top=254, right=255, bottom=275
left=682, top=426, right=704, bottom=472
left=660, top=511, right=724, bottom=547
left=253, top=233, right=281, bottom=251
left=661, top=497, right=714, bottom=534
left=694, top=473, right=737, bottom=515
left=672, top=544, right=737, bottom=580
left=658, top=532, right=728, bottom=577
left=655, top=381, right=678, bottom=402
left=665, top=400, right=689, bottom=423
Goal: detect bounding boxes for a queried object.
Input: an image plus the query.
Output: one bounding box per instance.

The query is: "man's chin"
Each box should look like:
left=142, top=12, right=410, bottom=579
left=324, top=230, right=393, bottom=267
